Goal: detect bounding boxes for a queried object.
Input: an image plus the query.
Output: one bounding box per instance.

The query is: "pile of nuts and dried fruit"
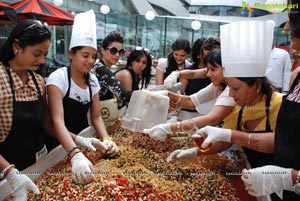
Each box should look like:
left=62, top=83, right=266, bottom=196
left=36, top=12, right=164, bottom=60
left=26, top=127, right=241, bottom=201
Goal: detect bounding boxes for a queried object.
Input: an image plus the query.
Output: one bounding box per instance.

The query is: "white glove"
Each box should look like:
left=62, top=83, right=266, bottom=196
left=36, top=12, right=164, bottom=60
left=166, top=116, right=178, bottom=123
left=167, top=147, right=198, bottom=163
left=143, top=123, right=172, bottom=141
left=71, top=152, right=94, bottom=184
left=75, top=135, right=108, bottom=152
left=103, top=139, right=119, bottom=157
left=6, top=168, right=40, bottom=201
left=241, top=165, right=293, bottom=199
left=197, top=126, right=231, bottom=149
left=164, top=71, right=179, bottom=88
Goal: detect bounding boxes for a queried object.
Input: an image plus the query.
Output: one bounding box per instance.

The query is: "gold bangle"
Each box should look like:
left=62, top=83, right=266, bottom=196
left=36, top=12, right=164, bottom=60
left=174, top=96, right=182, bottom=105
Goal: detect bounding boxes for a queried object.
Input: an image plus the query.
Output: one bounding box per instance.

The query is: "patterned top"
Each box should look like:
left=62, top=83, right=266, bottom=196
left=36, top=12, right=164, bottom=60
left=0, top=63, right=45, bottom=142
left=287, top=80, right=300, bottom=102
left=92, top=61, right=131, bottom=102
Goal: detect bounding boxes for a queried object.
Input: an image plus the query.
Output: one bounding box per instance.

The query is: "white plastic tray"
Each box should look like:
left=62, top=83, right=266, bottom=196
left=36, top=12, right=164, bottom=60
left=0, top=126, right=96, bottom=200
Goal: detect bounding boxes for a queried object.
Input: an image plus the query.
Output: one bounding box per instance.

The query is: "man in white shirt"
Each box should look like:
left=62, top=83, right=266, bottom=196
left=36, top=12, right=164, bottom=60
left=265, top=46, right=292, bottom=93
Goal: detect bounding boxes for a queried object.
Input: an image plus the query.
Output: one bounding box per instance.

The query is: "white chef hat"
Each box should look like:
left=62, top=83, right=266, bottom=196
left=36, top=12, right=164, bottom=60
left=69, top=9, right=97, bottom=50
left=221, top=20, right=275, bottom=77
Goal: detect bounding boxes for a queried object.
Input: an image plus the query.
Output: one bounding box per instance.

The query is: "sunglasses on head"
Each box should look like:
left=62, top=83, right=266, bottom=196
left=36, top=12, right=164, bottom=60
left=135, top=46, right=150, bottom=54
left=16, top=21, right=49, bottom=38
left=105, top=47, right=125, bottom=56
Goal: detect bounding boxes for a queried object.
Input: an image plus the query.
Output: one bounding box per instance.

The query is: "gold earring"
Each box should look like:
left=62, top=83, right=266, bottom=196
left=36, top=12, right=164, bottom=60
left=15, top=49, right=18, bottom=54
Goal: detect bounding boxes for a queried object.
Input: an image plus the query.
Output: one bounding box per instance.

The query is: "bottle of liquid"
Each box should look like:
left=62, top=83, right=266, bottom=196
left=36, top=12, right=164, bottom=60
left=192, top=133, right=211, bottom=153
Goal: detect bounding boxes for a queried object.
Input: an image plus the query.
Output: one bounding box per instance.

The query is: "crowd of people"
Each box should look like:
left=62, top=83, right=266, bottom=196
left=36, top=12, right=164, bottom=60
left=0, top=0, right=299, bottom=200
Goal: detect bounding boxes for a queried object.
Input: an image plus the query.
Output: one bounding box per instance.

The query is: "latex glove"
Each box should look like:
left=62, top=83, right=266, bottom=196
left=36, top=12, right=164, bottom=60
left=103, top=139, right=119, bottom=157
left=167, top=147, right=198, bottom=163
left=6, top=168, right=40, bottom=201
left=166, top=116, right=177, bottom=123
left=75, top=135, right=108, bottom=152
left=143, top=123, right=172, bottom=141
left=71, top=152, right=94, bottom=184
left=241, top=165, right=293, bottom=199
left=164, top=71, right=179, bottom=88
left=197, top=126, right=231, bottom=149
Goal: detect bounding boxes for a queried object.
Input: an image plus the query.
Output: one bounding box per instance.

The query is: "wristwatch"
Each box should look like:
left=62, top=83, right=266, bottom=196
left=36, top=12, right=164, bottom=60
left=294, top=170, right=300, bottom=195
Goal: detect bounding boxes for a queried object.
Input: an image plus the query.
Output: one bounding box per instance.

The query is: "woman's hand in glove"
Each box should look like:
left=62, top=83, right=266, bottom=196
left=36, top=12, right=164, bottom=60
left=6, top=168, right=40, bottom=201
left=241, top=165, right=293, bottom=199
left=71, top=152, right=94, bottom=184
left=75, top=135, right=108, bottom=152
left=164, top=71, right=179, bottom=88
left=103, top=139, right=119, bottom=157
left=197, top=126, right=231, bottom=148
left=143, top=123, right=172, bottom=141
left=166, top=147, right=198, bottom=163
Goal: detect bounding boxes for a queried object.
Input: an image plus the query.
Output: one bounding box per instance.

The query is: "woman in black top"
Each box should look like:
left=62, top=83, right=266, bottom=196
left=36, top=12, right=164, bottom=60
left=242, top=1, right=300, bottom=200
left=115, top=47, right=152, bottom=92
left=92, top=31, right=131, bottom=104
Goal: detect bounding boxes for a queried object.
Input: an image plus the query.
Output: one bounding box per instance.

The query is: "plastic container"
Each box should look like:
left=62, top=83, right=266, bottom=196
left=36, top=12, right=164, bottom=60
left=122, top=90, right=169, bottom=132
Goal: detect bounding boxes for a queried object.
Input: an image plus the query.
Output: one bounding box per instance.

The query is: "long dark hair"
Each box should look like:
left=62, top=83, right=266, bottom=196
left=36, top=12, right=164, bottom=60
left=165, top=38, right=191, bottom=79
left=0, top=19, right=51, bottom=66
left=124, top=49, right=152, bottom=89
left=191, top=38, right=206, bottom=66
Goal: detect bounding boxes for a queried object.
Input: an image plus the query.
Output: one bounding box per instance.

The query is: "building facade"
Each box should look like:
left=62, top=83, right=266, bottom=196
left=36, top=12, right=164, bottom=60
left=2, top=0, right=290, bottom=60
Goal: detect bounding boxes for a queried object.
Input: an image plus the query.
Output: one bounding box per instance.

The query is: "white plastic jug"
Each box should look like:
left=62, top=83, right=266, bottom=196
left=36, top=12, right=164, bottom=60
left=121, top=90, right=169, bottom=132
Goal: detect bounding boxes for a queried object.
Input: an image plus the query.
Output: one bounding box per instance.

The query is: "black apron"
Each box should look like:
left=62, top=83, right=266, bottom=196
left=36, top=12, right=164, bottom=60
left=237, top=93, right=274, bottom=168
left=271, top=72, right=300, bottom=201
left=0, top=69, right=46, bottom=170
left=45, top=67, right=92, bottom=150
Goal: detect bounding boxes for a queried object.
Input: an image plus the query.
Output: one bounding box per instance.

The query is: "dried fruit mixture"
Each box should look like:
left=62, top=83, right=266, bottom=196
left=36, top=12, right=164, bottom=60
left=24, top=127, right=240, bottom=201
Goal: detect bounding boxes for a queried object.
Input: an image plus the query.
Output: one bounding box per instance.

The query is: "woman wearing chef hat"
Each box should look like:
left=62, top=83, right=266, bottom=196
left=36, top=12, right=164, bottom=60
left=47, top=10, right=119, bottom=185
left=241, top=0, right=300, bottom=200
left=143, top=50, right=235, bottom=141
left=167, top=20, right=283, bottom=171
